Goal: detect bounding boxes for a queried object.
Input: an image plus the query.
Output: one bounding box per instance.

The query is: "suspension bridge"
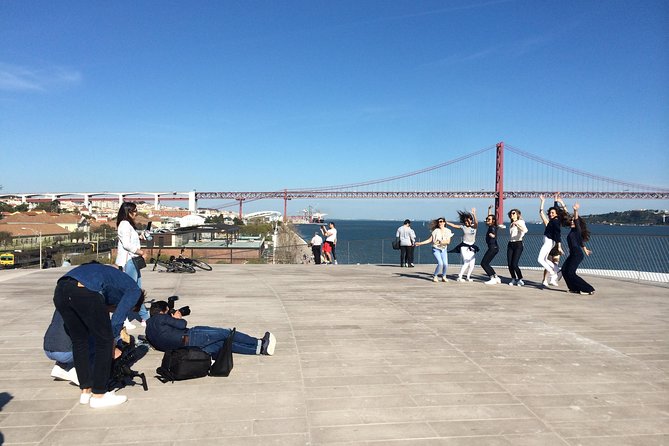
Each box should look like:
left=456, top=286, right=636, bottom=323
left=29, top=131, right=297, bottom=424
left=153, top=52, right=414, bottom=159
left=3, top=142, right=668, bottom=223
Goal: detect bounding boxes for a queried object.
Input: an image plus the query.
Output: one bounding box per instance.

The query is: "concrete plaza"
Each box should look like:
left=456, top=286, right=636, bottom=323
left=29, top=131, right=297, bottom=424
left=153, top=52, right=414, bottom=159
left=0, top=264, right=667, bottom=445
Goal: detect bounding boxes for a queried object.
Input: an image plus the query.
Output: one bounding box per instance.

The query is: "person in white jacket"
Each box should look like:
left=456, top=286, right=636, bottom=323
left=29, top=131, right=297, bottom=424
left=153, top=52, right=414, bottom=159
left=115, top=202, right=150, bottom=326
left=506, top=208, right=528, bottom=286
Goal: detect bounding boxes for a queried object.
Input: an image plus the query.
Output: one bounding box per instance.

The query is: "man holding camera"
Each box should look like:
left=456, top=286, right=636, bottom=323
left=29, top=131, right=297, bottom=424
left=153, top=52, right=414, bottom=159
left=145, top=298, right=276, bottom=357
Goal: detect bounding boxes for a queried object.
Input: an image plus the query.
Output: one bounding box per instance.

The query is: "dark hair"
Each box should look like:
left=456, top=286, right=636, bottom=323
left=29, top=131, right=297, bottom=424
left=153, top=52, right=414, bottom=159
left=578, top=218, right=590, bottom=242
left=116, top=202, right=138, bottom=229
left=329, top=222, right=336, bottom=227
left=403, top=219, right=411, bottom=225
left=149, top=300, right=169, bottom=317
left=508, top=208, right=521, bottom=219
left=457, top=210, right=473, bottom=225
left=486, top=214, right=497, bottom=226
left=430, top=218, right=446, bottom=231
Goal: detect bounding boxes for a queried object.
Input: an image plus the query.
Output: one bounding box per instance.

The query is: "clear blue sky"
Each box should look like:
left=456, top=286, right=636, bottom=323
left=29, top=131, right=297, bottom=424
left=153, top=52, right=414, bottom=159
left=1, top=0, right=668, bottom=219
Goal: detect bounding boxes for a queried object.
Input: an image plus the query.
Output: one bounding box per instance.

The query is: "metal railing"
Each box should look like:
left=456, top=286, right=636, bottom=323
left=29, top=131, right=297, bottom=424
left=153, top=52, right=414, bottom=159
left=275, top=233, right=669, bottom=283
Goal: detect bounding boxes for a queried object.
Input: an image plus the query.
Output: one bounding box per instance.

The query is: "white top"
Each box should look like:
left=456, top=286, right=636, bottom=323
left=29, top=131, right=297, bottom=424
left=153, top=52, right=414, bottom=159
left=396, top=225, right=416, bottom=246
left=325, top=227, right=337, bottom=243
left=431, top=228, right=453, bottom=250
left=462, top=226, right=477, bottom=245
left=115, top=220, right=141, bottom=267
left=508, top=219, right=528, bottom=242
left=311, top=234, right=323, bottom=246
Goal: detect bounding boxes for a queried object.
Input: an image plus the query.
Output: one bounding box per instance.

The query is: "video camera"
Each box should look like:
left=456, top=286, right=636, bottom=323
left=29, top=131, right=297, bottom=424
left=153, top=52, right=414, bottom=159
left=167, top=295, right=191, bottom=317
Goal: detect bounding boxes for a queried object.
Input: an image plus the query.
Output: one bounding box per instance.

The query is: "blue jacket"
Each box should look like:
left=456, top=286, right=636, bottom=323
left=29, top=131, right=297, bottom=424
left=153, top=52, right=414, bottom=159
left=61, top=263, right=141, bottom=338
left=43, top=309, right=72, bottom=353
left=145, top=313, right=188, bottom=352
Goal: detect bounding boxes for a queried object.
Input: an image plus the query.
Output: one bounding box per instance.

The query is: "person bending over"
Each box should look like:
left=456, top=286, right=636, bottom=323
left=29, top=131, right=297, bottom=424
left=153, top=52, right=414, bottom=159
left=145, top=301, right=276, bottom=357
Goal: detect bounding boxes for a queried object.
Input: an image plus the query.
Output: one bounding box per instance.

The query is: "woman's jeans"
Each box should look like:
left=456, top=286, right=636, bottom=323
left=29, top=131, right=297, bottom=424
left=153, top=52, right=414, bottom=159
left=507, top=241, right=524, bottom=280
left=432, top=248, right=448, bottom=276
left=188, top=326, right=260, bottom=356
left=459, top=246, right=476, bottom=278
left=538, top=236, right=559, bottom=276
left=123, top=259, right=150, bottom=321
left=53, top=278, right=113, bottom=394
left=480, top=245, right=499, bottom=277
left=45, top=350, right=74, bottom=369
left=562, top=251, right=595, bottom=293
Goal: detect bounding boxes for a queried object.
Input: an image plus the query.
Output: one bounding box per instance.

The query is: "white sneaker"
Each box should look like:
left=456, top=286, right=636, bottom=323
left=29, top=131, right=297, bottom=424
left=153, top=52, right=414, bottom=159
left=496, top=276, right=502, bottom=284
left=51, top=365, right=71, bottom=381
left=508, top=279, right=517, bottom=286
left=542, top=280, right=549, bottom=287
left=456, top=277, right=465, bottom=282
left=66, top=367, right=79, bottom=385
left=89, top=392, right=127, bottom=409
left=549, top=275, right=559, bottom=287
left=79, top=392, right=92, bottom=405
left=484, top=277, right=498, bottom=285
left=441, top=276, right=448, bottom=282
left=516, top=279, right=525, bottom=287
left=334, top=260, right=338, bottom=265
left=466, top=277, right=473, bottom=282
left=433, top=276, right=439, bottom=283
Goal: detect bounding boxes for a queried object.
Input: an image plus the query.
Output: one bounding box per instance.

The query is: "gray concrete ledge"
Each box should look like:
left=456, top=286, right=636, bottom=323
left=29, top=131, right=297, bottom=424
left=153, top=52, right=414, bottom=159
left=0, top=265, right=667, bottom=445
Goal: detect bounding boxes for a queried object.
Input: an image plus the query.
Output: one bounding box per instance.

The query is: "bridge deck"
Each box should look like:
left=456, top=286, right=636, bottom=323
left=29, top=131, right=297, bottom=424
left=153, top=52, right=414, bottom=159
left=1, top=265, right=667, bottom=445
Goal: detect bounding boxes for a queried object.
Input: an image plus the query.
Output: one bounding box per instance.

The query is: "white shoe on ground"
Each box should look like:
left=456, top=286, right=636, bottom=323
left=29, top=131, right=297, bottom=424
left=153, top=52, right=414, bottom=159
left=433, top=276, right=439, bottom=282
left=79, top=392, right=92, bottom=405
left=441, top=276, right=448, bottom=282
left=466, top=277, right=473, bottom=282
left=456, top=277, right=465, bottom=283
left=496, top=276, right=502, bottom=284
left=65, top=367, right=79, bottom=385
left=51, top=365, right=71, bottom=381
left=89, top=392, right=127, bottom=409
left=516, top=279, right=525, bottom=287
left=542, top=280, right=549, bottom=287
left=508, top=279, right=517, bottom=286
left=484, top=277, right=498, bottom=285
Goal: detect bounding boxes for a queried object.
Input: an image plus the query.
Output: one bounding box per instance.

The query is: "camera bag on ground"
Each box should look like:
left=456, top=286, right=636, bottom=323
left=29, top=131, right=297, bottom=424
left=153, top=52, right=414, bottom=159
left=209, top=327, right=235, bottom=377
left=156, top=347, right=211, bottom=383
left=109, top=337, right=149, bottom=391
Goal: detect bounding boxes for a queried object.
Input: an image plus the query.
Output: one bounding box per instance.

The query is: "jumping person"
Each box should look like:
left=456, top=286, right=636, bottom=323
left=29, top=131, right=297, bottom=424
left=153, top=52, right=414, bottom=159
left=507, top=208, right=528, bottom=286
left=538, top=194, right=566, bottom=287
left=415, top=217, right=453, bottom=282
left=481, top=207, right=501, bottom=285
left=562, top=203, right=595, bottom=295
left=446, top=208, right=478, bottom=282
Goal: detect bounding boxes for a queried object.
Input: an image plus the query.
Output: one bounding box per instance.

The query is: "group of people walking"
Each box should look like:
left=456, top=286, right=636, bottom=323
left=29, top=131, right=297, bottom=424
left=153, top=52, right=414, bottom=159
left=402, top=193, right=595, bottom=294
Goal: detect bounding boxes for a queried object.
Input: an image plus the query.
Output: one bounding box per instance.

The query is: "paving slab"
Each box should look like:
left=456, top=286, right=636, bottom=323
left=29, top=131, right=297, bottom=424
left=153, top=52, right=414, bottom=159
left=0, top=264, right=667, bottom=445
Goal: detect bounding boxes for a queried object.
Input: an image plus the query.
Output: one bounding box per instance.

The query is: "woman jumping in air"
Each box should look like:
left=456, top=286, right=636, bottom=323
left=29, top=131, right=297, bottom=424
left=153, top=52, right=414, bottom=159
left=481, top=206, right=501, bottom=285
left=506, top=208, right=528, bottom=286
left=415, top=217, right=453, bottom=282
left=538, top=194, right=567, bottom=287
left=446, top=208, right=478, bottom=282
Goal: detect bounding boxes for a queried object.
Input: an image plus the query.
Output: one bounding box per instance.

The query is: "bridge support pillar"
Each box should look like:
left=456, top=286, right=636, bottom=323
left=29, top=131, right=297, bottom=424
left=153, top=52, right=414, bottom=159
left=118, top=194, right=125, bottom=206
left=153, top=194, right=160, bottom=210
left=188, top=191, right=197, bottom=214
left=283, top=190, right=288, bottom=223
left=238, top=199, right=244, bottom=219
left=83, top=194, right=90, bottom=209
left=495, top=142, right=504, bottom=226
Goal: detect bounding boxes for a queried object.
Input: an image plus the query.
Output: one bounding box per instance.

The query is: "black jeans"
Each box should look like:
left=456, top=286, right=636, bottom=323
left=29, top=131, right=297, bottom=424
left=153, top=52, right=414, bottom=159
left=480, top=245, right=499, bottom=276
left=53, top=278, right=113, bottom=394
left=562, top=251, right=595, bottom=293
left=312, top=245, right=322, bottom=264
left=400, top=246, right=414, bottom=265
left=507, top=241, right=524, bottom=280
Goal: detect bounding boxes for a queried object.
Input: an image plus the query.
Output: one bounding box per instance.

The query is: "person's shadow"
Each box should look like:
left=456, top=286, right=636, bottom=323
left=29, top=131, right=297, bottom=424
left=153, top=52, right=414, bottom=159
left=0, top=392, right=14, bottom=445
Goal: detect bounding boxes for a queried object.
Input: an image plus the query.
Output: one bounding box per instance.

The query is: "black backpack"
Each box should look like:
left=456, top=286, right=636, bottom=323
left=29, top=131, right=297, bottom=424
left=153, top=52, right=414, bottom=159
left=156, top=347, right=211, bottom=383
left=209, top=328, right=235, bottom=377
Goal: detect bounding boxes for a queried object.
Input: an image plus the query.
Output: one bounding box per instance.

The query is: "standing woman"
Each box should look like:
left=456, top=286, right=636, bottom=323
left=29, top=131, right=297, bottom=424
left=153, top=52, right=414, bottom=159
left=415, top=217, right=453, bottom=282
left=506, top=208, right=528, bottom=286
left=481, top=207, right=501, bottom=285
left=538, top=195, right=563, bottom=287
left=446, top=208, right=478, bottom=282
left=115, top=202, right=150, bottom=325
left=562, top=203, right=595, bottom=295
